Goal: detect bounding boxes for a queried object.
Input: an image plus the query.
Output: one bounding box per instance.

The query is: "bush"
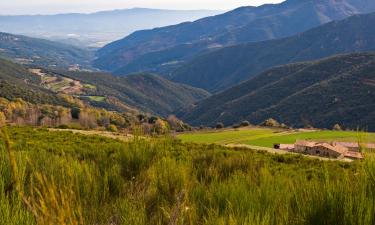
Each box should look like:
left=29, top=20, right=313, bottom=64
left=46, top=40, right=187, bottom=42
left=71, top=107, right=80, bottom=119
left=333, top=124, right=342, bottom=131
left=232, top=124, right=241, bottom=129
left=107, top=124, right=118, bottom=132
left=261, top=118, right=281, bottom=127
left=241, top=121, right=250, bottom=127
left=148, top=116, right=158, bottom=124
left=57, top=124, right=69, bottom=129
left=216, top=122, right=224, bottom=129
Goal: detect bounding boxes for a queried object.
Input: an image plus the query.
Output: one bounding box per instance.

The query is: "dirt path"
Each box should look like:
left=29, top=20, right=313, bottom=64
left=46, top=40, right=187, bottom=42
left=48, top=128, right=133, bottom=142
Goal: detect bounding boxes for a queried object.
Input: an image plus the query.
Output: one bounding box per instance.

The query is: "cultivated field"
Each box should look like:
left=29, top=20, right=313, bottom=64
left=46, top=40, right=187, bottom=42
left=177, top=127, right=375, bottom=148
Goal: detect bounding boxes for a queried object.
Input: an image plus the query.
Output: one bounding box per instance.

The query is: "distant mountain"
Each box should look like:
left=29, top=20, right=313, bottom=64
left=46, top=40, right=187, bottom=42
left=58, top=71, right=211, bottom=116
left=0, top=8, right=221, bottom=48
left=176, top=53, right=375, bottom=131
left=0, top=32, right=93, bottom=70
left=95, top=0, right=375, bottom=74
left=171, top=12, right=375, bottom=92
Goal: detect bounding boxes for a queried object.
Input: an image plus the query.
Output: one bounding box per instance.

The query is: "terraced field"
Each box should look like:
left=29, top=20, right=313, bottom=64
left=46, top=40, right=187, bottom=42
left=178, top=127, right=375, bottom=148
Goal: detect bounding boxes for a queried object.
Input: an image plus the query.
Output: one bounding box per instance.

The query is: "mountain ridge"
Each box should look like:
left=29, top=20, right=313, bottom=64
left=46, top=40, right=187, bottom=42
left=0, top=8, right=221, bottom=47
left=170, top=12, right=375, bottom=91
left=95, top=0, right=375, bottom=74
left=176, top=52, right=375, bottom=131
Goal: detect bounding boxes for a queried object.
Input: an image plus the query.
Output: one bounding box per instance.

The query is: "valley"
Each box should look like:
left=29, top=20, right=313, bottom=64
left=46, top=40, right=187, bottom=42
left=1, top=0, right=375, bottom=224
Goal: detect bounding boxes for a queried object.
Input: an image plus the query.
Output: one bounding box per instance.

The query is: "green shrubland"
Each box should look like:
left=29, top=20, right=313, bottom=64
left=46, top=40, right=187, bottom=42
left=1, top=126, right=374, bottom=225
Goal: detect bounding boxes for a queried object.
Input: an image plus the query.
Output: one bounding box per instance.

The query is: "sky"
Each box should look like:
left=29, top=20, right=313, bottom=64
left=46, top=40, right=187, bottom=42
left=0, top=0, right=285, bottom=15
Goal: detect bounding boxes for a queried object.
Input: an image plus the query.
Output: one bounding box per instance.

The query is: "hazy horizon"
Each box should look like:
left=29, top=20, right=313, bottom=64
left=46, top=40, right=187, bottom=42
left=0, top=0, right=284, bottom=15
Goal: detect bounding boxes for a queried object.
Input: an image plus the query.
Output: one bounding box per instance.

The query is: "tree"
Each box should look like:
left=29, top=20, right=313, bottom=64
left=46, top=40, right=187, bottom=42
left=71, top=107, right=80, bottom=120
left=216, top=122, right=224, bottom=129
left=261, top=118, right=280, bottom=127
left=148, top=116, right=158, bottom=124
left=333, top=124, right=342, bottom=131
left=154, top=119, right=169, bottom=134
left=241, top=121, right=250, bottom=127
left=167, top=115, right=184, bottom=132
left=137, top=114, right=147, bottom=123
left=107, top=124, right=118, bottom=132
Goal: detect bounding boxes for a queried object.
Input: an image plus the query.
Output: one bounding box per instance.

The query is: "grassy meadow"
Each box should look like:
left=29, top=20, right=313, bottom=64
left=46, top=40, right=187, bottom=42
left=1, top=126, right=375, bottom=225
left=177, top=127, right=375, bottom=148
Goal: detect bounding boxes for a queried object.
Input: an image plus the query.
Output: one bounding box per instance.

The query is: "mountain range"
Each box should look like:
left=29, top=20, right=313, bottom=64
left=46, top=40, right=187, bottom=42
left=0, top=8, right=220, bottom=48
left=94, top=0, right=375, bottom=75
left=176, top=52, right=375, bottom=130
left=2, top=0, right=375, bottom=130
left=171, top=12, right=375, bottom=91
left=0, top=32, right=93, bottom=70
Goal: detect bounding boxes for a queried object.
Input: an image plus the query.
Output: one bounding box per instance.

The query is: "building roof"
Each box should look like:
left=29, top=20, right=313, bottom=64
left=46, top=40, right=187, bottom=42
left=334, top=142, right=375, bottom=149
left=295, top=140, right=348, bottom=154
left=279, top=144, right=295, bottom=151
left=295, top=140, right=317, bottom=147
left=344, top=151, right=364, bottom=159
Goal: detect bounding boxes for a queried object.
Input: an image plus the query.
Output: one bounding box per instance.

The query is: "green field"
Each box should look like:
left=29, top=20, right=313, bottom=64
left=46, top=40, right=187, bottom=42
left=178, top=127, right=375, bottom=147
left=87, top=96, right=106, bottom=102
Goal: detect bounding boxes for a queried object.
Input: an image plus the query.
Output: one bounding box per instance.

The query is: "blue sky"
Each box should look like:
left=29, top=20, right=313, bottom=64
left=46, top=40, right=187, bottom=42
left=0, top=0, right=284, bottom=15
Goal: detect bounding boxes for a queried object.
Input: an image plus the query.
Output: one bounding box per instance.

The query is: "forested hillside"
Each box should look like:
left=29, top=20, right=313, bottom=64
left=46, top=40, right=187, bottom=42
left=61, top=71, right=211, bottom=116
left=0, top=32, right=93, bottom=70
left=171, top=12, right=375, bottom=91
left=95, top=0, right=375, bottom=75
left=0, top=58, right=71, bottom=106
left=177, top=53, right=375, bottom=130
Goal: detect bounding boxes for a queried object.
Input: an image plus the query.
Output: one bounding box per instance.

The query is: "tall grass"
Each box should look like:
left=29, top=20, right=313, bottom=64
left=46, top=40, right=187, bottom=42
left=0, top=126, right=374, bottom=225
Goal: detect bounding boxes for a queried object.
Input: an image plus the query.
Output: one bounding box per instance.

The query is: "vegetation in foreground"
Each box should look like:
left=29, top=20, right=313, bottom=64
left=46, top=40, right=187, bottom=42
left=1, top=126, right=375, bottom=225
left=178, top=127, right=375, bottom=148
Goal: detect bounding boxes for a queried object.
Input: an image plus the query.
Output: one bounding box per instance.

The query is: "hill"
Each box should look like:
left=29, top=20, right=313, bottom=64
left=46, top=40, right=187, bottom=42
left=58, top=71, right=211, bottom=116
left=176, top=53, right=375, bottom=131
left=0, top=58, right=70, bottom=106
left=95, top=0, right=375, bottom=74
left=0, top=32, right=93, bottom=70
left=171, top=12, right=375, bottom=91
left=0, top=8, right=220, bottom=47
left=0, top=56, right=208, bottom=117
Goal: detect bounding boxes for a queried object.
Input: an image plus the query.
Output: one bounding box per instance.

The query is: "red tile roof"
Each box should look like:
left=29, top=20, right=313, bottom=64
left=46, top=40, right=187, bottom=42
left=344, top=151, right=364, bottom=159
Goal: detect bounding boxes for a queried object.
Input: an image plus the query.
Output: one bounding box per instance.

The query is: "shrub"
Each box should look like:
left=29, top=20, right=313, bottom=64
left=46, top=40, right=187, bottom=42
left=57, top=124, right=69, bottom=129
left=71, top=107, right=80, bottom=119
left=241, top=120, right=250, bottom=127
left=261, top=118, right=280, bottom=127
left=333, top=124, right=342, bottom=131
left=216, top=122, right=224, bottom=129
left=280, top=123, right=289, bottom=129
left=153, top=119, right=169, bottom=134
left=107, top=124, right=118, bottom=132
left=148, top=116, right=158, bottom=124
